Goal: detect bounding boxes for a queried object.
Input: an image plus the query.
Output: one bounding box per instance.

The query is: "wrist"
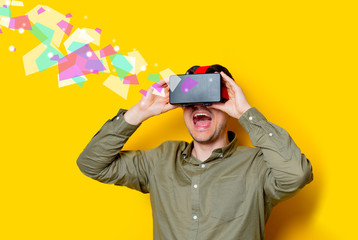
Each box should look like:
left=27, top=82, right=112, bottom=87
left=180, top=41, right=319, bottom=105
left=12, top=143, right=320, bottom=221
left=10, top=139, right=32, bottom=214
left=237, top=104, right=252, bottom=119
left=124, top=105, right=149, bottom=125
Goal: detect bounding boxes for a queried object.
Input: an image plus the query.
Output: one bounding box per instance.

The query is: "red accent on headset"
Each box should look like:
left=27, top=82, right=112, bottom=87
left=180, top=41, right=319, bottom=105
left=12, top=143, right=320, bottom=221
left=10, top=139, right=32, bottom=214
left=222, top=85, right=229, bottom=100
left=194, top=66, right=210, bottom=74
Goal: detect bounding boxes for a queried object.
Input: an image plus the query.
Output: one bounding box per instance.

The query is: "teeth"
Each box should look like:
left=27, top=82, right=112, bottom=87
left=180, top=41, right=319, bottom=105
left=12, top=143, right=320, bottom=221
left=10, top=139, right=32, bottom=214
left=194, top=113, right=210, bottom=118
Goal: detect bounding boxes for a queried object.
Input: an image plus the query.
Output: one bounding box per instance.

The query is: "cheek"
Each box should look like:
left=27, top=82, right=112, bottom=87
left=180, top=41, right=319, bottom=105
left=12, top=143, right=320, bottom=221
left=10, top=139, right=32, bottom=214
left=183, top=112, right=192, bottom=126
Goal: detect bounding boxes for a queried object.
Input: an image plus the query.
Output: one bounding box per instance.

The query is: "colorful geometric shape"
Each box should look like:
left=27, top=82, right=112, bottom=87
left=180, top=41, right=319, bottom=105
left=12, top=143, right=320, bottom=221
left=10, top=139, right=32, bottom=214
left=35, top=45, right=64, bottom=72
left=152, top=82, right=163, bottom=93
left=26, top=5, right=68, bottom=47
left=0, top=5, right=11, bottom=17
left=103, top=75, right=130, bottom=99
left=23, top=43, right=47, bottom=75
left=99, top=44, right=116, bottom=58
left=67, top=41, right=86, bottom=52
left=139, top=89, right=147, bottom=96
left=9, top=15, right=31, bottom=30
left=58, top=44, right=105, bottom=81
left=180, top=76, right=198, bottom=94
left=29, top=22, right=54, bottom=45
left=37, top=7, right=45, bottom=15
left=147, top=74, right=160, bottom=82
left=123, top=74, right=139, bottom=85
left=57, top=20, right=72, bottom=36
left=128, top=50, right=147, bottom=74
left=72, top=76, right=86, bottom=88
left=109, top=53, right=133, bottom=79
left=11, top=1, right=24, bottom=7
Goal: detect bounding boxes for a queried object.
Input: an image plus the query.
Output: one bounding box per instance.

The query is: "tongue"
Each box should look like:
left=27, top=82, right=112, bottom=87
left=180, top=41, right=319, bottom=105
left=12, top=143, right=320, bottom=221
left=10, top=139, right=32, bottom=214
left=196, top=119, right=211, bottom=128
left=194, top=116, right=212, bottom=128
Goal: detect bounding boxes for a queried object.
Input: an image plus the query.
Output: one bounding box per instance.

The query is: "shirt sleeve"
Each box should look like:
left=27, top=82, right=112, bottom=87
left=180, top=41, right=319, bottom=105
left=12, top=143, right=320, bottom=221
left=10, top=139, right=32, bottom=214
left=238, top=107, right=313, bottom=205
left=76, top=108, right=154, bottom=193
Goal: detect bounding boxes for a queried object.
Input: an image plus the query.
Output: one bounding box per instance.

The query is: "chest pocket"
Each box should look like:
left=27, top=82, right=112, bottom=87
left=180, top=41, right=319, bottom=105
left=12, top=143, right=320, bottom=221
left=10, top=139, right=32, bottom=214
left=210, top=176, right=246, bottom=222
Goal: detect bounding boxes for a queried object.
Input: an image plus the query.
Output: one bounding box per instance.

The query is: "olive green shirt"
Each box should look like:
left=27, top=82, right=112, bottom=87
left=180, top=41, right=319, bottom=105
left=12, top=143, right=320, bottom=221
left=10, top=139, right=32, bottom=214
left=77, top=107, right=313, bottom=240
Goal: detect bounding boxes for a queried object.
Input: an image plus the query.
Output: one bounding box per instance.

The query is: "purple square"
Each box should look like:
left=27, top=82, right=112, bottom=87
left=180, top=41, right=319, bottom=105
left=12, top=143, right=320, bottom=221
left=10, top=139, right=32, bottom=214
left=180, top=76, right=198, bottom=94
left=37, top=7, right=45, bottom=15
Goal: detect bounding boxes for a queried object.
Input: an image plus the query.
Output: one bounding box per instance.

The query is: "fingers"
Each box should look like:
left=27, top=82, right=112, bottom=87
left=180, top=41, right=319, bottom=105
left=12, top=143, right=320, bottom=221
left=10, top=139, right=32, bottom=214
left=220, top=71, right=239, bottom=91
left=163, top=103, right=179, bottom=113
left=145, top=86, right=155, bottom=102
left=159, top=79, right=168, bottom=87
left=207, top=102, right=226, bottom=112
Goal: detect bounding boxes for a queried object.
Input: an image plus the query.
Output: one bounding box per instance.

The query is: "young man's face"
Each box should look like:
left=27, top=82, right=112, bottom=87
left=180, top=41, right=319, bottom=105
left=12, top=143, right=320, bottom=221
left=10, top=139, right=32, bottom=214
left=182, top=105, right=229, bottom=144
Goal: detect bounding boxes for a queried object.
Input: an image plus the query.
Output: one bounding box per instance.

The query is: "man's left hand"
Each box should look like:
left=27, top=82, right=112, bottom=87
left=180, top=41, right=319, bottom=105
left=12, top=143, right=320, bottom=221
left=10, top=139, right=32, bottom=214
left=208, top=71, right=252, bottom=119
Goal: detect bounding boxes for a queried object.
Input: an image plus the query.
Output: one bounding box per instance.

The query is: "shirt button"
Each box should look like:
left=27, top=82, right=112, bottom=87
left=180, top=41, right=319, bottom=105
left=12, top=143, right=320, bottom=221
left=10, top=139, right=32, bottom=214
left=193, top=184, right=198, bottom=189
left=201, top=164, right=206, bottom=168
left=193, top=215, right=198, bottom=220
left=268, top=133, right=273, bottom=136
left=249, top=116, right=253, bottom=121
left=116, top=116, right=120, bottom=120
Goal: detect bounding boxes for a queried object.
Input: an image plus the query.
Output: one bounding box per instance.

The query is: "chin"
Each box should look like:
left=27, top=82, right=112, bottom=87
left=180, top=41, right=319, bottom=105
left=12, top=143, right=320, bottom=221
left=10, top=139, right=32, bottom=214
left=190, top=130, right=217, bottom=144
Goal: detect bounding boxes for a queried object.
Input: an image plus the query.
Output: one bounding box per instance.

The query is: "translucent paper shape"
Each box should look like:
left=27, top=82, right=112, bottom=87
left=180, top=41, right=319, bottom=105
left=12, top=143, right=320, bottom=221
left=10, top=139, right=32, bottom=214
left=9, top=15, right=31, bottom=30
left=123, top=74, right=139, bottom=85
left=11, top=1, right=24, bottom=7
left=139, top=89, right=147, bottom=96
left=23, top=43, right=47, bottom=75
left=72, top=76, right=86, bottom=87
left=29, top=22, right=54, bottom=45
left=37, top=7, right=45, bottom=15
left=103, top=75, right=130, bottom=99
left=152, top=83, right=165, bottom=97
left=126, top=56, right=136, bottom=74
left=147, top=74, right=160, bottom=82
left=27, top=5, right=68, bottom=47
left=58, top=44, right=105, bottom=81
left=152, top=82, right=163, bottom=93
left=94, top=50, right=110, bottom=73
left=99, top=44, right=116, bottom=58
left=67, top=41, right=86, bottom=52
left=168, top=75, right=181, bottom=92
left=127, top=50, right=147, bottom=74
left=64, top=28, right=95, bottom=52
left=83, top=28, right=100, bottom=46
left=0, top=16, right=10, bottom=28
left=58, top=74, right=87, bottom=88
left=180, top=76, right=198, bottom=94
left=57, top=20, right=72, bottom=36
left=109, top=53, right=133, bottom=79
left=0, top=5, right=11, bottom=17
left=35, top=44, right=64, bottom=72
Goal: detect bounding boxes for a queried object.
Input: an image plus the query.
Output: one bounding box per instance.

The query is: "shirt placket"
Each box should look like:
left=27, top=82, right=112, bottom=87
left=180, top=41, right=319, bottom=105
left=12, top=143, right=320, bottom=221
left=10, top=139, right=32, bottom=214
left=188, top=161, right=206, bottom=240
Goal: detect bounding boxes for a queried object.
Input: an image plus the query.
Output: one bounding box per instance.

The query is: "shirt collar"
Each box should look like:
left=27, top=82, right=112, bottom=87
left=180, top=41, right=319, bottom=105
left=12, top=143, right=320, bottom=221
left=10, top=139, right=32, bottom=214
left=181, top=131, right=239, bottom=164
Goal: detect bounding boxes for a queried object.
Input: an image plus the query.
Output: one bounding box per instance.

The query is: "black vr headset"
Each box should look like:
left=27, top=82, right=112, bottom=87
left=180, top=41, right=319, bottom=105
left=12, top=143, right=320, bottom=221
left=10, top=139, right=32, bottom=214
left=169, top=66, right=229, bottom=106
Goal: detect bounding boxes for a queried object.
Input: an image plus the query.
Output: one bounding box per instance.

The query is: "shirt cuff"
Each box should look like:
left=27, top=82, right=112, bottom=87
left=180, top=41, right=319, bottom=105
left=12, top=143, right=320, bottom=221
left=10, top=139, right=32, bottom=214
left=238, top=107, right=267, bottom=133
left=110, top=108, right=141, bottom=136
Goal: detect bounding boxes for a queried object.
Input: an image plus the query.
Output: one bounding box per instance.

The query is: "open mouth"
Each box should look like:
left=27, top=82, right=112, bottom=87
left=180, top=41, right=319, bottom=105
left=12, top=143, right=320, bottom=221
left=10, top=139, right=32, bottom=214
left=192, top=111, right=212, bottom=129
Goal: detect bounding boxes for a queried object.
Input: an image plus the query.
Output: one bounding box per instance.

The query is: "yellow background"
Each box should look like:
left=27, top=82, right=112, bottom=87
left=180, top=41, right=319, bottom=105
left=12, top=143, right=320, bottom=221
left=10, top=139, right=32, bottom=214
left=1, top=0, right=357, bottom=239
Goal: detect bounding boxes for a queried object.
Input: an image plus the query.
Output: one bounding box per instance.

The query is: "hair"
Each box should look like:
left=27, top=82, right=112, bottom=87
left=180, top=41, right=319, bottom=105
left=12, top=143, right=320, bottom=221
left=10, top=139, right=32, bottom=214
left=185, top=64, right=234, bottom=80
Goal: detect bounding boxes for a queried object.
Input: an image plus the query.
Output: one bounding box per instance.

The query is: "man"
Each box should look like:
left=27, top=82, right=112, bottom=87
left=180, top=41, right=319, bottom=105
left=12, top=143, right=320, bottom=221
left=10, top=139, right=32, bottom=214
left=77, top=64, right=313, bottom=240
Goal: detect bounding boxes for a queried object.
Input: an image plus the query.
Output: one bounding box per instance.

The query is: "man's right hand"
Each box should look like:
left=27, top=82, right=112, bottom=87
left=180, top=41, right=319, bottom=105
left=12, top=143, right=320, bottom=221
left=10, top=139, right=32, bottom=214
left=124, top=79, right=178, bottom=125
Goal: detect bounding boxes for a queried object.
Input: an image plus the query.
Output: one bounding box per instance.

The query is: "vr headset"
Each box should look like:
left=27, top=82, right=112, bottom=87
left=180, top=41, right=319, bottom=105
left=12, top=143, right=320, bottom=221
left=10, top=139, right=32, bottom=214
left=169, top=71, right=229, bottom=106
